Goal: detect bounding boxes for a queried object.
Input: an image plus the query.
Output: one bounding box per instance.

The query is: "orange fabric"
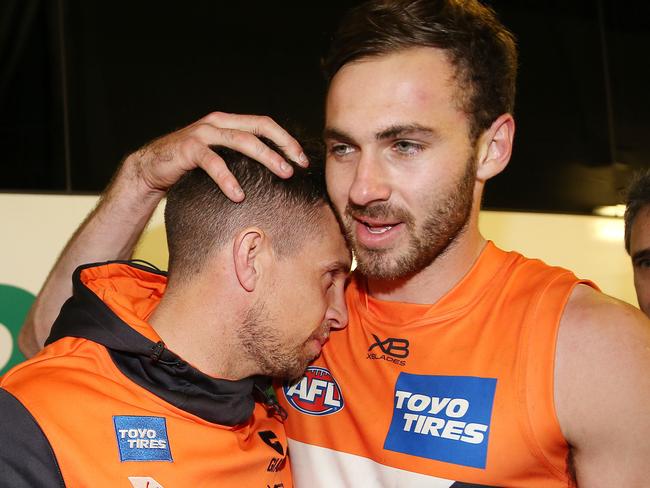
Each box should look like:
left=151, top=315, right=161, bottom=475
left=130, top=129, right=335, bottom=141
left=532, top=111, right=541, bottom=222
left=80, top=263, right=167, bottom=342
left=279, top=242, right=595, bottom=487
left=2, top=265, right=291, bottom=488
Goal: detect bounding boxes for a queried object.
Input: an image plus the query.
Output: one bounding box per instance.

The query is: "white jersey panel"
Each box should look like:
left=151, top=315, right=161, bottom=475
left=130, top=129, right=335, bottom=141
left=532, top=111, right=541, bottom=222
left=289, top=438, right=455, bottom=488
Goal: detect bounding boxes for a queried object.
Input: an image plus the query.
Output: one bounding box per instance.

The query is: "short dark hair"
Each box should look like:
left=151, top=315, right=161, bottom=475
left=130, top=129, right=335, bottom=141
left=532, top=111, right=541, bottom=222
left=624, top=168, right=650, bottom=253
left=323, top=0, right=518, bottom=142
left=165, top=141, right=329, bottom=282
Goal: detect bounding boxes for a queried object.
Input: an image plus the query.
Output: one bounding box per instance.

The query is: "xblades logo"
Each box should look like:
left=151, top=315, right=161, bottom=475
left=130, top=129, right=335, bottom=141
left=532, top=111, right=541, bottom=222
left=367, top=334, right=409, bottom=366
left=369, top=334, right=410, bottom=358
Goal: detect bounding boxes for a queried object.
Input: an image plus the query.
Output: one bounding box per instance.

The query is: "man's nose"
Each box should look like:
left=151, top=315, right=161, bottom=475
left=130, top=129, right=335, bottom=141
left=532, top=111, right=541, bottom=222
left=348, top=153, right=391, bottom=207
left=326, top=288, right=348, bottom=330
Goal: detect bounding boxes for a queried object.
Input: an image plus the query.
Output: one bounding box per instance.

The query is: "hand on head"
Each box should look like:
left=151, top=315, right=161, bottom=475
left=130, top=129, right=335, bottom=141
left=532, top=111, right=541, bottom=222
left=128, top=112, right=309, bottom=201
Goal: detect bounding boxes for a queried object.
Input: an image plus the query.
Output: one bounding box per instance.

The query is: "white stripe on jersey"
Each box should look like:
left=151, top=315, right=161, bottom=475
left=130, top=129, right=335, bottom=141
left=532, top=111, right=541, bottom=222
left=288, top=438, right=456, bottom=488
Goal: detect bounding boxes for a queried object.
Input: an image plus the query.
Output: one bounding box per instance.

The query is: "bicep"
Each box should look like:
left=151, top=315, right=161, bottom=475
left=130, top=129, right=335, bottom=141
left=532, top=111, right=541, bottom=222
left=555, top=286, right=650, bottom=487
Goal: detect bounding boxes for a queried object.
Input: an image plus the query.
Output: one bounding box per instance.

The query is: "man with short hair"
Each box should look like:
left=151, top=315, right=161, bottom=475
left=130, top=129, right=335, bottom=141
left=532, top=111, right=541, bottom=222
left=1, top=146, right=350, bottom=486
left=625, top=168, right=650, bottom=316
left=19, top=0, right=650, bottom=487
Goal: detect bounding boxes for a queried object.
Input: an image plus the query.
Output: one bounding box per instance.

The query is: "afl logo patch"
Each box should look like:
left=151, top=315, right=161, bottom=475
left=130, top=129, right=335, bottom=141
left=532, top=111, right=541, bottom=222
left=283, top=366, right=344, bottom=416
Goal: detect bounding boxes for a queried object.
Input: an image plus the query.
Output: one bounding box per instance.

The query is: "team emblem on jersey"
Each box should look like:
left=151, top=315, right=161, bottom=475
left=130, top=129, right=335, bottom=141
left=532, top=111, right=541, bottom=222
left=114, top=416, right=173, bottom=462
left=128, top=477, right=165, bottom=488
left=283, top=366, right=344, bottom=416
left=384, top=374, right=497, bottom=469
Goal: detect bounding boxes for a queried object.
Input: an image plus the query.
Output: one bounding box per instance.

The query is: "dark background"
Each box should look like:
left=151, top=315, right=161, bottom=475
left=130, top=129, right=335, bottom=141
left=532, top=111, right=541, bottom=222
left=1, top=0, right=649, bottom=214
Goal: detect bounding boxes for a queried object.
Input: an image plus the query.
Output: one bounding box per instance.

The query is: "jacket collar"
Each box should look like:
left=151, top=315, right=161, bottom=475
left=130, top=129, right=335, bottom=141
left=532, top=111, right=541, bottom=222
left=47, top=261, right=282, bottom=426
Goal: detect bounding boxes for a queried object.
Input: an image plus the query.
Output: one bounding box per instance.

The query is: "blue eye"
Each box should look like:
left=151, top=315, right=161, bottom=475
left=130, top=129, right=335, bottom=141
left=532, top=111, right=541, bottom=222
left=393, top=140, right=424, bottom=155
left=329, top=144, right=353, bottom=157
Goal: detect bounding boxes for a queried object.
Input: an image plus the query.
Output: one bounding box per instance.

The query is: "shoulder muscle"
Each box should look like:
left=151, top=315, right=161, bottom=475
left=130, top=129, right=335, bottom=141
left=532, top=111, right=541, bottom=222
left=555, top=285, right=650, bottom=486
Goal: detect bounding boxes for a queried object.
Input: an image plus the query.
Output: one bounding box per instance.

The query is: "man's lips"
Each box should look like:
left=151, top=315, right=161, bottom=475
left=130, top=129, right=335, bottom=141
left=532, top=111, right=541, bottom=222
left=309, top=326, right=330, bottom=347
left=308, top=330, right=329, bottom=356
left=353, top=216, right=401, bottom=233
left=315, top=329, right=330, bottom=346
left=351, top=215, right=404, bottom=244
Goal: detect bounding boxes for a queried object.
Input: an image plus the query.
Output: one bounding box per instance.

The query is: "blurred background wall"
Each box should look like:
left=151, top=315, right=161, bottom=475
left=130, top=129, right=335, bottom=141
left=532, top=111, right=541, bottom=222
left=2, top=1, right=648, bottom=201
left=0, top=194, right=633, bottom=374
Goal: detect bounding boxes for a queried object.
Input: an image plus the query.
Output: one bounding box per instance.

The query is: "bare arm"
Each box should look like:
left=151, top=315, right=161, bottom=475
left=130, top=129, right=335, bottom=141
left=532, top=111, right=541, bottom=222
left=555, top=285, right=650, bottom=487
left=18, top=112, right=306, bottom=357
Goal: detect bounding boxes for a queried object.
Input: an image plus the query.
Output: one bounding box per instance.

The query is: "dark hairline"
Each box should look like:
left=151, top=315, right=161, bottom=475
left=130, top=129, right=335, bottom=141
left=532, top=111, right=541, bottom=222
left=625, top=169, right=650, bottom=254
left=322, top=0, right=518, bottom=142
left=164, top=142, right=330, bottom=283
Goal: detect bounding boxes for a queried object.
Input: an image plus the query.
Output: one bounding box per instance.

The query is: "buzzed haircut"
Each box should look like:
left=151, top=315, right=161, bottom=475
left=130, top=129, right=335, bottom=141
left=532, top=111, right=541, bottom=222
left=165, top=140, right=329, bottom=282
left=323, top=0, right=518, bottom=142
left=625, top=168, right=650, bottom=253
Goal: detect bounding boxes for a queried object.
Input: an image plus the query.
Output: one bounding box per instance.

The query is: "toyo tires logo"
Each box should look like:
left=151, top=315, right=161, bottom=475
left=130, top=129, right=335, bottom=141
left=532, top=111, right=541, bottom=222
left=384, top=373, right=497, bottom=469
left=283, top=366, right=344, bottom=416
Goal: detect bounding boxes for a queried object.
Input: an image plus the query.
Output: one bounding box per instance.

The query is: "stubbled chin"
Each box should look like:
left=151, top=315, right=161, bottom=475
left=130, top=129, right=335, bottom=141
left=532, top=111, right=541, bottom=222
left=352, top=246, right=415, bottom=281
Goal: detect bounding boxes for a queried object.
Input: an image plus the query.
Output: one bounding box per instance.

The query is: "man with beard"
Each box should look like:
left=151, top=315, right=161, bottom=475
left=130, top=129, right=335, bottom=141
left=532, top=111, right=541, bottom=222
left=19, top=0, right=650, bottom=487
left=2, top=146, right=350, bottom=486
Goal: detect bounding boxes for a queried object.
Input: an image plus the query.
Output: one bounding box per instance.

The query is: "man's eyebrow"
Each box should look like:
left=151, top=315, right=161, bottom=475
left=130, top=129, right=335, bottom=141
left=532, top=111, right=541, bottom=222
left=323, top=127, right=354, bottom=144
left=632, top=248, right=650, bottom=264
left=323, top=124, right=437, bottom=144
left=375, top=123, right=436, bottom=141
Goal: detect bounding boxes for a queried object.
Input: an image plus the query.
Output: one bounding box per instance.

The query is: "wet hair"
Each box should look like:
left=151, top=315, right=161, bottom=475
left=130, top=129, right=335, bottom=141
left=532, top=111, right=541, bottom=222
left=165, top=140, right=329, bottom=281
left=323, top=0, right=518, bottom=142
left=624, top=168, right=650, bottom=253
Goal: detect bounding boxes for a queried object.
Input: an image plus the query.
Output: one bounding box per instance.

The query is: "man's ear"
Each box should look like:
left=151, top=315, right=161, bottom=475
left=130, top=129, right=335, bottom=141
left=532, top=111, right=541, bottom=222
left=475, top=113, right=515, bottom=181
left=233, top=228, right=268, bottom=292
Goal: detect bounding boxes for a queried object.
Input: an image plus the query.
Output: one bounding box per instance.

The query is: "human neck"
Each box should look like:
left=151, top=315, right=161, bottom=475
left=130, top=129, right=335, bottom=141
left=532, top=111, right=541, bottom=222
left=148, top=282, right=257, bottom=381
left=365, top=225, right=486, bottom=305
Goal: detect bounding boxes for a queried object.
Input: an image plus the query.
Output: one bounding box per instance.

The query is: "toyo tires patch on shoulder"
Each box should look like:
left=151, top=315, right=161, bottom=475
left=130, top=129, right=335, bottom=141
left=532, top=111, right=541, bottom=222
left=384, top=373, right=497, bottom=469
left=283, top=366, right=344, bottom=416
left=113, top=416, right=173, bottom=462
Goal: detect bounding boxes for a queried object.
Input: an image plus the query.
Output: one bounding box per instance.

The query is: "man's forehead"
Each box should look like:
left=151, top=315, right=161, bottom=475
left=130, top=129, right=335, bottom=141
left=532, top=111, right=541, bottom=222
left=326, top=49, right=456, bottom=97
left=324, top=48, right=468, bottom=139
left=301, top=240, right=350, bottom=274
left=320, top=231, right=352, bottom=270
left=311, top=206, right=351, bottom=263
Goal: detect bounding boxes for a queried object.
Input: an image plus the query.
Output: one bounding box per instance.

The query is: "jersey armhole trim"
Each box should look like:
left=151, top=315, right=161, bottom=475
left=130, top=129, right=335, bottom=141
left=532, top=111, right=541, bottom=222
left=516, top=271, right=585, bottom=481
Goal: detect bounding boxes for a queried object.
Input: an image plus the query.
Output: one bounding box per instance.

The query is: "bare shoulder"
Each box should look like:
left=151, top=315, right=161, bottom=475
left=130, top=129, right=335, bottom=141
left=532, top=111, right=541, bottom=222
left=555, top=284, right=650, bottom=486
left=558, top=284, right=650, bottom=356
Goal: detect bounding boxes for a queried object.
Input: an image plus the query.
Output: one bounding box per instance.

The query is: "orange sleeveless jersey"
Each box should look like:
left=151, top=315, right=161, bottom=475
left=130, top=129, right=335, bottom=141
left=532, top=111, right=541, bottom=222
left=279, top=242, right=594, bottom=487
left=1, top=262, right=291, bottom=488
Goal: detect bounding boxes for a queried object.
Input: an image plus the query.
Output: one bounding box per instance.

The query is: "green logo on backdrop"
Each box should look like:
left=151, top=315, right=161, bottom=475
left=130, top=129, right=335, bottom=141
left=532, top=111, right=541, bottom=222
left=0, top=284, right=35, bottom=375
